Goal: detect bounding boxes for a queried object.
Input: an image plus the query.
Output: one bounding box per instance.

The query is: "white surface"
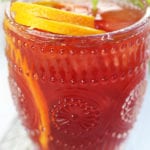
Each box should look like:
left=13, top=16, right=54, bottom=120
left=0, top=2, right=17, bottom=140
left=0, top=2, right=150, bottom=149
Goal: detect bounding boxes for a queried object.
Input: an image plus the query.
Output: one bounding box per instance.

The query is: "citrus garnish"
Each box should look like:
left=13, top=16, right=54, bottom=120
left=34, top=0, right=65, bottom=8
left=13, top=11, right=104, bottom=36
left=5, top=31, right=50, bottom=150
left=11, top=1, right=105, bottom=36
left=11, top=2, right=94, bottom=28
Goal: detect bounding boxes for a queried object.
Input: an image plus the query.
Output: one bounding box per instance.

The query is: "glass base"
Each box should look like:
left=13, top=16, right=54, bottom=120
left=0, top=112, right=150, bottom=150
left=0, top=75, right=150, bottom=150
left=0, top=118, right=125, bottom=150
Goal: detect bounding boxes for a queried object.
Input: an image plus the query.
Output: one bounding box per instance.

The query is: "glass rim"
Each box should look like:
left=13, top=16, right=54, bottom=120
left=6, top=3, right=150, bottom=40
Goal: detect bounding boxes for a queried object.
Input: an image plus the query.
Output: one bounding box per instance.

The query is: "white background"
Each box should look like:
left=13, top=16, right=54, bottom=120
left=0, top=2, right=17, bottom=140
left=0, top=2, right=150, bottom=149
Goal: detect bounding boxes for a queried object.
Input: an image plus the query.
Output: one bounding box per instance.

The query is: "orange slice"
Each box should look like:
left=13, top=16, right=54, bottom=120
left=13, top=12, right=104, bottom=36
left=6, top=33, right=50, bottom=150
left=34, top=1, right=65, bottom=8
left=11, top=1, right=94, bottom=27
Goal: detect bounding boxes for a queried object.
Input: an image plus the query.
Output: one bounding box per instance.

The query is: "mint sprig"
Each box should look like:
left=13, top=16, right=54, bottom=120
left=92, top=0, right=99, bottom=10
left=129, top=0, right=150, bottom=8
left=147, top=0, right=150, bottom=4
left=129, top=0, right=144, bottom=8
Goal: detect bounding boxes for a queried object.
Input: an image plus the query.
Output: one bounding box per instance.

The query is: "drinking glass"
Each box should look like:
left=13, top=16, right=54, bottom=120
left=3, top=0, right=150, bottom=149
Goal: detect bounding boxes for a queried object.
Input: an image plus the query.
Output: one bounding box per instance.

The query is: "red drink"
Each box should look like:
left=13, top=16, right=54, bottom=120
left=4, top=0, right=150, bottom=150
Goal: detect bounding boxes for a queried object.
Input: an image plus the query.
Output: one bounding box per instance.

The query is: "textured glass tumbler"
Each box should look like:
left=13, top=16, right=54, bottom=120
left=4, top=0, right=150, bottom=150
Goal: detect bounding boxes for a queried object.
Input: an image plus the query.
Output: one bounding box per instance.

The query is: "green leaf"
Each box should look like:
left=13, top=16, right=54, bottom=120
left=128, top=0, right=150, bottom=8
left=147, top=0, right=150, bottom=4
left=92, top=0, right=99, bottom=10
left=128, top=0, right=144, bottom=8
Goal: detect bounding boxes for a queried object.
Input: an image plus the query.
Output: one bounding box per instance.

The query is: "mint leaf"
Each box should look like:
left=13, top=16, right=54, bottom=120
left=92, top=0, right=98, bottom=10
left=128, top=0, right=150, bottom=8
left=147, top=0, right=150, bottom=4
left=129, top=0, right=144, bottom=8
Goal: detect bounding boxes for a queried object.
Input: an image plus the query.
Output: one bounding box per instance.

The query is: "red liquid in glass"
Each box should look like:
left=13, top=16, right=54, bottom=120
left=4, top=1, right=149, bottom=150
